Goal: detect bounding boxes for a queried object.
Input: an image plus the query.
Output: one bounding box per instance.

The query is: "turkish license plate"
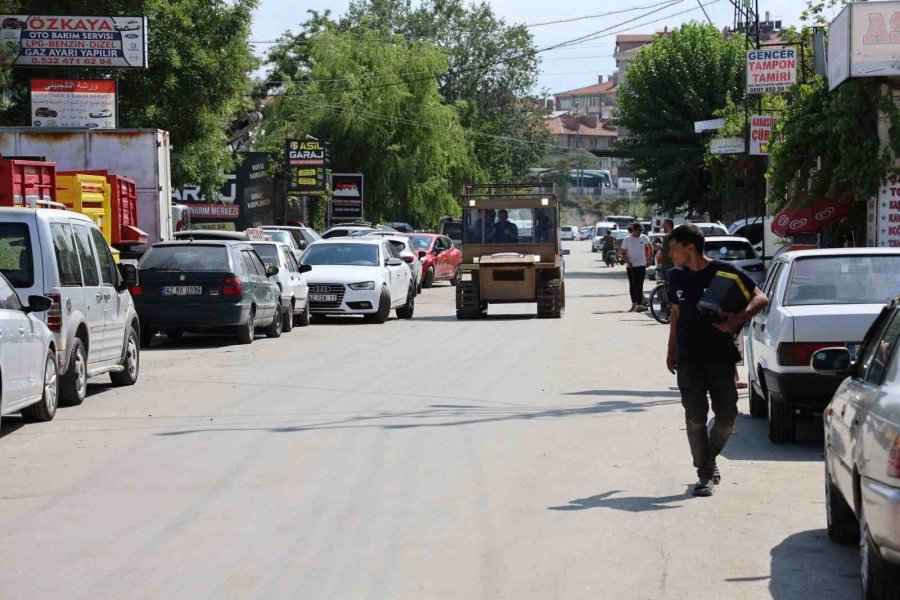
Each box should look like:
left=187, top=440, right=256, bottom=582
left=162, top=285, right=202, bottom=296
left=309, top=294, right=338, bottom=302
left=846, top=343, right=858, bottom=361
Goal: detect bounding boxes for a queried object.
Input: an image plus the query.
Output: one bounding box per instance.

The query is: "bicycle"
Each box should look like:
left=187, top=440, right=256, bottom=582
left=649, top=279, right=671, bottom=324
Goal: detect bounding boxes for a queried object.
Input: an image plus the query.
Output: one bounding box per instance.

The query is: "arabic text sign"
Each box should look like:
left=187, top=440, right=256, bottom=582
left=746, top=48, right=797, bottom=94
left=749, top=115, right=778, bottom=156
left=710, top=137, right=745, bottom=155
left=1, top=15, right=148, bottom=69
left=877, top=180, right=900, bottom=248
left=30, top=79, right=116, bottom=129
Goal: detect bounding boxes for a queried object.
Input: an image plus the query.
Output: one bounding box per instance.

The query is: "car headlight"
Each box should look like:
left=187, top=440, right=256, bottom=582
left=348, top=281, right=375, bottom=290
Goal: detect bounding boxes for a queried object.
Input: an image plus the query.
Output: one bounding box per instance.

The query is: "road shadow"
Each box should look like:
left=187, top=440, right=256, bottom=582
left=566, top=389, right=681, bottom=398
left=764, top=529, right=858, bottom=598
left=156, top=395, right=682, bottom=437
left=413, top=315, right=459, bottom=322
left=142, top=332, right=252, bottom=351
left=0, top=417, right=27, bottom=439
left=564, top=271, right=625, bottom=280
left=721, top=414, right=825, bottom=462
left=548, top=486, right=694, bottom=512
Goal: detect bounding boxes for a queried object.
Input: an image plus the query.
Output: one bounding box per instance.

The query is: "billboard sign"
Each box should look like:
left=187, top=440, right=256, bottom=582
left=1, top=15, right=148, bottom=68
left=286, top=137, right=330, bottom=197
left=330, top=173, right=364, bottom=221
left=749, top=115, right=779, bottom=155
left=876, top=179, right=900, bottom=247
left=693, top=118, right=725, bottom=133
left=710, top=137, right=745, bottom=155
left=828, top=2, right=900, bottom=90
left=30, top=79, right=116, bottom=128
left=746, top=48, right=797, bottom=94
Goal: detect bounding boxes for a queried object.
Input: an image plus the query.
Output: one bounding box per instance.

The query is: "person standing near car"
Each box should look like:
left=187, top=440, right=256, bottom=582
left=658, top=218, right=675, bottom=284
left=620, top=222, right=652, bottom=312
left=665, top=224, right=768, bottom=497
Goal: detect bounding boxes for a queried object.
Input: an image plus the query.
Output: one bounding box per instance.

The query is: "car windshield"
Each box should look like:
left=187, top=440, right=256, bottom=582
left=706, top=241, right=756, bottom=261
left=251, top=244, right=280, bottom=264
left=266, top=230, right=294, bottom=247
left=461, top=208, right=558, bottom=244
left=301, top=243, right=379, bottom=266
left=0, top=223, right=34, bottom=287
left=140, top=245, right=230, bottom=270
left=407, top=235, right=433, bottom=250
left=612, top=230, right=629, bottom=239
left=697, top=225, right=726, bottom=235
left=785, top=255, right=900, bottom=306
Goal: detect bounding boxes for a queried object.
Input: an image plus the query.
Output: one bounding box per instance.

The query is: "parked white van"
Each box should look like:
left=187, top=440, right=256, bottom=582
left=0, top=208, right=141, bottom=406
left=591, top=221, right=618, bottom=252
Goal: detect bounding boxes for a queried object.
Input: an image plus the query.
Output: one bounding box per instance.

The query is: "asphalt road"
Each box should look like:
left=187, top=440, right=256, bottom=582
left=0, top=243, right=859, bottom=600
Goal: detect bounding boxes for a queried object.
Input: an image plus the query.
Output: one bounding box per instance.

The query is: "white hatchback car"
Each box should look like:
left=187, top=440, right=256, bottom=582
left=357, top=232, right=423, bottom=294
left=299, top=239, right=414, bottom=323
left=250, top=241, right=311, bottom=330
left=0, top=272, right=58, bottom=424
left=745, top=248, right=900, bottom=442
left=704, top=235, right=766, bottom=285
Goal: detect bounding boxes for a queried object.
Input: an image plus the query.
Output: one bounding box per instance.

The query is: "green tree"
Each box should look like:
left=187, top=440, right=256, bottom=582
left=0, top=0, right=258, bottom=196
left=615, top=23, right=746, bottom=215
left=257, top=29, right=481, bottom=228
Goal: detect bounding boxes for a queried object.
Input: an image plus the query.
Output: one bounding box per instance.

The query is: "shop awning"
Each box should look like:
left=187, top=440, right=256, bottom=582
left=771, top=195, right=853, bottom=237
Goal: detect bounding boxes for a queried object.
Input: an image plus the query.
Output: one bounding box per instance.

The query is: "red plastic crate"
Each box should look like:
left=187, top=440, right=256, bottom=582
left=0, top=157, right=57, bottom=207
left=59, top=169, right=148, bottom=246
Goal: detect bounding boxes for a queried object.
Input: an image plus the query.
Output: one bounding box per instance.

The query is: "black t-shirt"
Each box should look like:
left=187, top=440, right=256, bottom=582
left=667, top=259, right=757, bottom=365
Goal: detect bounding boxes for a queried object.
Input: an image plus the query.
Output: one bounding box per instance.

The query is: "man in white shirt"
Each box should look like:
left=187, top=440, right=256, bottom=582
left=619, top=222, right=652, bottom=312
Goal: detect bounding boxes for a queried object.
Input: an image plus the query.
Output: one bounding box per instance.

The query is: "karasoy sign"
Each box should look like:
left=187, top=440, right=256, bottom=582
left=0, top=15, right=148, bottom=68
left=828, top=2, right=900, bottom=90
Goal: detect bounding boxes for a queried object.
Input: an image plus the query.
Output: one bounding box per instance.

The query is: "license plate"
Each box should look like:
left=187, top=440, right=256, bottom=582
left=309, top=294, right=338, bottom=302
left=846, top=343, right=858, bottom=361
left=162, top=286, right=202, bottom=296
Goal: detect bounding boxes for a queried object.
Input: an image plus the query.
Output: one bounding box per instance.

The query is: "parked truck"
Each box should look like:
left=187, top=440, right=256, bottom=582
left=0, top=128, right=173, bottom=254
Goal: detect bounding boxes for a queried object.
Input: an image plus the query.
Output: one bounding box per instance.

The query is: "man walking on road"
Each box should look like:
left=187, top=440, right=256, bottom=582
left=620, top=222, right=652, bottom=312
left=665, top=224, right=768, bottom=497
left=658, top=218, right=675, bottom=285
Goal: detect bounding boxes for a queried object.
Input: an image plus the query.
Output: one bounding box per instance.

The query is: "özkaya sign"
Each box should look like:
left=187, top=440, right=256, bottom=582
left=746, top=48, right=796, bottom=94
left=1, top=16, right=148, bottom=68
left=30, top=79, right=116, bottom=129
left=749, top=115, right=778, bottom=156
left=330, top=173, right=364, bottom=221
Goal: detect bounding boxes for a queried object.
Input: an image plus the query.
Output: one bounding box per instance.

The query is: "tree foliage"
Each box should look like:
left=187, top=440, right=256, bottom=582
left=0, top=0, right=258, bottom=196
left=615, top=23, right=746, bottom=214
left=256, top=29, right=481, bottom=227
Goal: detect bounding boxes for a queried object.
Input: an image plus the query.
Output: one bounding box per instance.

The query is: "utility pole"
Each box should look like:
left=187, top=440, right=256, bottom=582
left=574, top=99, right=583, bottom=193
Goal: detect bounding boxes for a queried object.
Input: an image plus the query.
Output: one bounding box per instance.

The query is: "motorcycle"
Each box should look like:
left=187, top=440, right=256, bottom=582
left=604, top=249, right=617, bottom=267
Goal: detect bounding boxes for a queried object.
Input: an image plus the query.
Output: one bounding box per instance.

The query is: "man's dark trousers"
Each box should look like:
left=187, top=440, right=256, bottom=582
left=676, top=360, right=738, bottom=479
left=626, top=266, right=646, bottom=306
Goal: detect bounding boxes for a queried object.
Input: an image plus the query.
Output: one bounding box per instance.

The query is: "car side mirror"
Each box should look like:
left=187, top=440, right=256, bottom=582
left=299, top=240, right=308, bottom=249
left=810, top=347, right=853, bottom=376
left=386, top=257, right=403, bottom=267
left=26, top=294, right=53, bottom=313
left=266, top=264, right=280, bottom=277
left=119, top=263, right=138, bottom=288
left=298, top=264, right=312, bottom=274
left=417, top=250, right=426, bottom=259
left=562, top=249, right=570, bottom=256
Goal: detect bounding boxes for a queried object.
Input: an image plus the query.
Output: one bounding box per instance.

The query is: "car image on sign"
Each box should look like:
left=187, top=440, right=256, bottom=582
left=89, top=110, right=112, bottom=119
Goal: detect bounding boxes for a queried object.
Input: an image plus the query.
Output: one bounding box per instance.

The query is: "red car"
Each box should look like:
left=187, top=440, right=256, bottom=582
left=403, top=233, right=461, bottom=288
left=34, top=107, right=57, bottom=118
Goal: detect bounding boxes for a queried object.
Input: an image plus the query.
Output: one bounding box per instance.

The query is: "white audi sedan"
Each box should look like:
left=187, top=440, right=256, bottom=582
left=299, top=239, right=415, bottom=323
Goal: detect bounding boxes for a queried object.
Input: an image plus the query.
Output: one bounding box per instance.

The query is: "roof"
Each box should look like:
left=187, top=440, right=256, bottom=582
left=555, top=81, right=617, bottom=97
left=615, top=34, right=655, bottom=43
left=545, top=115, right=618, bottom=137
left=705, top=235, right=753, bottom=243
left=313, top=237, right=384, bottom=245
left=777, top=248, right=900, bottom=261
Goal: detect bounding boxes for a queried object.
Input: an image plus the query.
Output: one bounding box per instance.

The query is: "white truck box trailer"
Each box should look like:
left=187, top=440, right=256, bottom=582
left=0, top=128, right=173, bottom=250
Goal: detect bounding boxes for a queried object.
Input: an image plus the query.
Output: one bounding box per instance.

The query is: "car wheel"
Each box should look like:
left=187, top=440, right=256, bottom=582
left=110, top=328, right=140, bottom=387
left=140, top=325, right=155, bottom=348
left=282, top=301, right=294, bottom=333
left=591, top=246, right=597, bottom=253
left=860, top=505, right=900, bottom=599
left=748, top=378, right=767, bottom=418
left=297, top=302, right=311, bottom=327
left=60, top=338, right=87, bottom=406
left=165, top=328, right=184, bottom=340
left=825, top=459, right=858, bottom=543
left=21, top=350, right=58, bottom=422
left=396, top=284, right=415, bottom=319
left=365, top=286, right=391, bottom=324
left=422, top=267, right=434, bottom=289
left=237, top=309, right=255, bottom=344
left=265, top=303, right=283, bottom=338
left=767, top=391, right=796, bottom=443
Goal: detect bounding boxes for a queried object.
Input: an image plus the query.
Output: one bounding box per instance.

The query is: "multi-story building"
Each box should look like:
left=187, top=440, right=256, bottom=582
left=552, top=76, right=617, bottom=119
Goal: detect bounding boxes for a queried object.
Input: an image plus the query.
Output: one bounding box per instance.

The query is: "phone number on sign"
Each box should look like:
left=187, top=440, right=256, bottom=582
left=23, top=57, right=115, bottom=65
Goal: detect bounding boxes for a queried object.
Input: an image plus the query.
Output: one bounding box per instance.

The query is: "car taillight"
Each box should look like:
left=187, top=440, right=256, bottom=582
left=129, top=284, right=143, bottom=296
left=222, top=276, right=243, bottom=296
left=403, top=255, right=414, bottom=264
left=889, top=435, right=900, bottom=479
left=46, top=292, right=61, bottom=332
left=176, top=220, right=184, bottom=232
left=777, top=342, right=837, bottom=366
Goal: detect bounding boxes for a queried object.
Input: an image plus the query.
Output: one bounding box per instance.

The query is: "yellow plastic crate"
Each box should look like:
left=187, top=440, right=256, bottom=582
left=56, top=174, right=112, bottom=243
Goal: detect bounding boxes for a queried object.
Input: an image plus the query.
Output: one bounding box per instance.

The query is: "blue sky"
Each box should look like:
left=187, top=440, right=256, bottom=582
left=250, top=0, right=827, bottom=95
